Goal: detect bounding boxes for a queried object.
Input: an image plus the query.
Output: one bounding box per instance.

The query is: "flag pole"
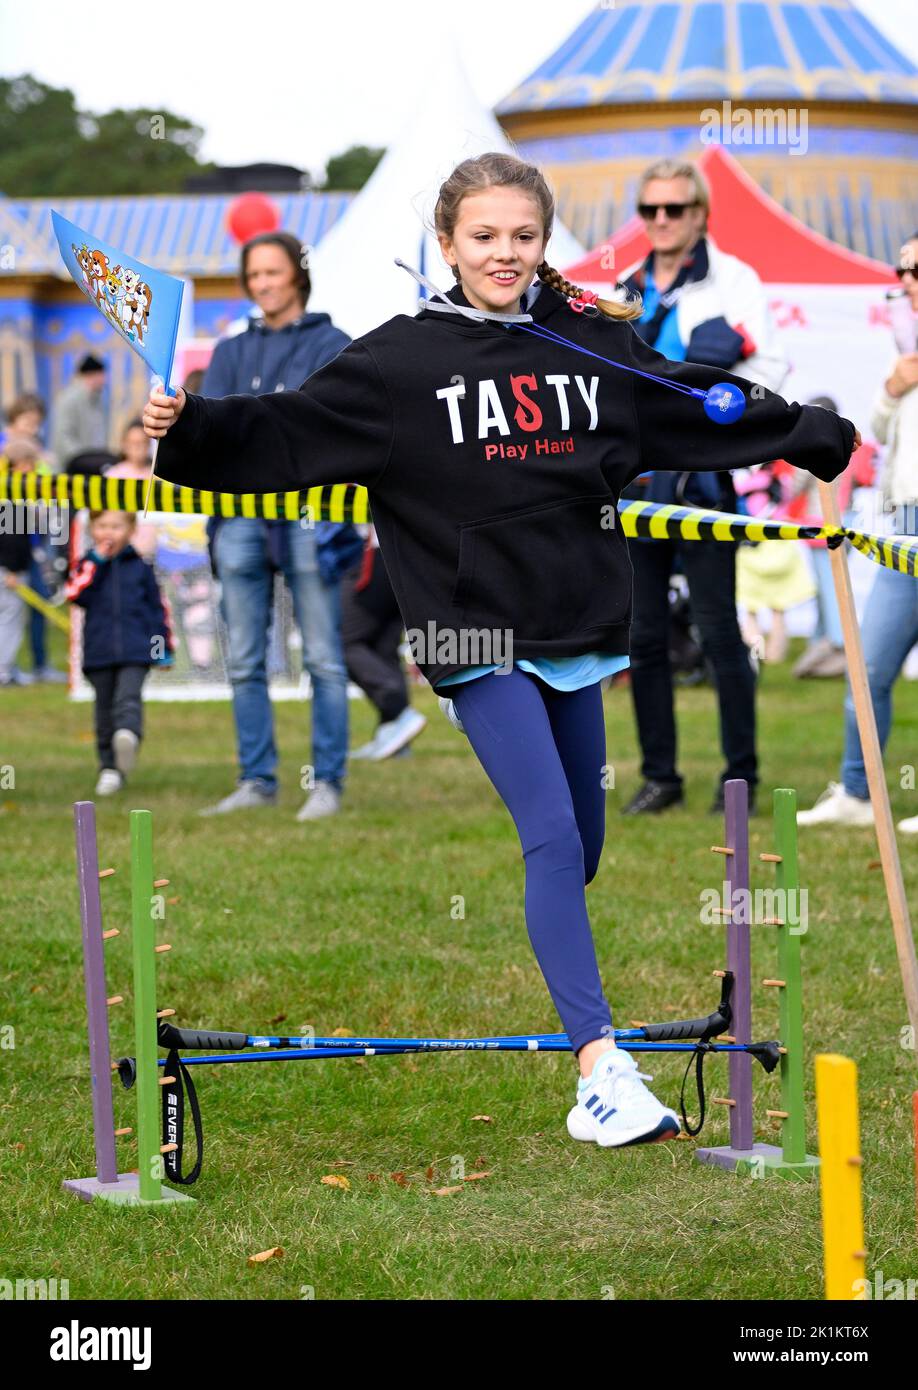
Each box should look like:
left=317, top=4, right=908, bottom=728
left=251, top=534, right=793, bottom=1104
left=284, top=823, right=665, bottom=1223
left=817, top=477, right=918, bottom=1036
left=141, top=438, right=159, bottom=521
left=142, top=373, right=169, bottom=520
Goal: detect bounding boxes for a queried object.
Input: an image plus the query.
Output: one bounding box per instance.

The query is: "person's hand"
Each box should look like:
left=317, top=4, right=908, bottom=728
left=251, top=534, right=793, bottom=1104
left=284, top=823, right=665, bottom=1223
left=3, top=573, right=20, bottom=589
left=142, top=386, right=187, bottom=438
left=885, top=353, right=918, bottom=399
left=851, top=427, right=862, bottom=455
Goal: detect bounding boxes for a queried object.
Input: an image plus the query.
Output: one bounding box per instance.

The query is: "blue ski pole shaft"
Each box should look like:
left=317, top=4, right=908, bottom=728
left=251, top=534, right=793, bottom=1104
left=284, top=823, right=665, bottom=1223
left=157, top=1040, right=765, bottom=1067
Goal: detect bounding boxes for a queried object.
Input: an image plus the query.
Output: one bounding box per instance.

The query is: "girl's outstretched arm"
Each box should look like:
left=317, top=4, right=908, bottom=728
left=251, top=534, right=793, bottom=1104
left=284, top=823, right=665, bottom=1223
left=621, top=326, right=859, bottom=486
left=143, top=341, right=394, bottom=494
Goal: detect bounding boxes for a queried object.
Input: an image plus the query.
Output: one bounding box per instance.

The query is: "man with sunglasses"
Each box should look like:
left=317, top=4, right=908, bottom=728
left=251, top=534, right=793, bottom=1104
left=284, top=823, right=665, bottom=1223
left=620, top=158, right=788, bottom=817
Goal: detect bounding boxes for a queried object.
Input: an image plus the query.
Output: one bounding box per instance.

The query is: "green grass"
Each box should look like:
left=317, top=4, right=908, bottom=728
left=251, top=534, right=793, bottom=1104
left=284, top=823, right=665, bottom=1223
left=2, top=638, right=917, bottom=1300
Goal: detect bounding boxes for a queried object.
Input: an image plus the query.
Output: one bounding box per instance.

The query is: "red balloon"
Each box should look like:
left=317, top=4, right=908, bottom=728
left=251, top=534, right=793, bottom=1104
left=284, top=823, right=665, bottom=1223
left=226, top=192, right=282, bottom=245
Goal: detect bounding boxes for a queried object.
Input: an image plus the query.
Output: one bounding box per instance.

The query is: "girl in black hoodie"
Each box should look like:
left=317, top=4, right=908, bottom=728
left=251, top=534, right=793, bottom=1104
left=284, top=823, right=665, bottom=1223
left=144, top=153, right=858, bottom=1149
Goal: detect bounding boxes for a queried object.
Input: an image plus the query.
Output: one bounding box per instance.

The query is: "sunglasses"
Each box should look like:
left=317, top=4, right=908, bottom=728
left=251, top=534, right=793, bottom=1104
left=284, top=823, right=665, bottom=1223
left=638, top=201, right=699, bottom=220
left=895, top=263, right=917, bottom=279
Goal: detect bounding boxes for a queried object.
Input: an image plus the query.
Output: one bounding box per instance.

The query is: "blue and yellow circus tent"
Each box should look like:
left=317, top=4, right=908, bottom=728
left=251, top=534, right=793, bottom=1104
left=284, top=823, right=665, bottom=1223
left=496, top=0, right=918, bottom=263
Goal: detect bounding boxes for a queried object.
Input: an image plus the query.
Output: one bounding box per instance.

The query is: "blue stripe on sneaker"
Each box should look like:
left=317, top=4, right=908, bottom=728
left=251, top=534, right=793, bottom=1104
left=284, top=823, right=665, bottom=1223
left=585, top=1093, right=600, bottom=1111
left=599, top=1107, right=618, bottom=1123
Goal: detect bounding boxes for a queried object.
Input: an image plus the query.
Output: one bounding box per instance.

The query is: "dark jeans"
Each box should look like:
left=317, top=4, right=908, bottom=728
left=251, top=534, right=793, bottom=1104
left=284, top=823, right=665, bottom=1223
left=85, top=664, right=148, bottom=770
left=28, top=554, right=48, bottom=669
left=627, top=536, right=757, bottom=790
left=341, top=551, right=408, bottom=725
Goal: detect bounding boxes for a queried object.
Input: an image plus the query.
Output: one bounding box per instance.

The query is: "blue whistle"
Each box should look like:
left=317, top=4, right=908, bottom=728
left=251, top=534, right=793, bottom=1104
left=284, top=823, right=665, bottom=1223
left=703, top=382, right=747, bottom=425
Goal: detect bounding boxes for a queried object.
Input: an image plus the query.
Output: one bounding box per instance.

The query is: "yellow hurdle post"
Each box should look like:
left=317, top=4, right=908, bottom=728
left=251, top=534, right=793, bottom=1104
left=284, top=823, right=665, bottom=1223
left=815, top=1054, right=867, bottom=1300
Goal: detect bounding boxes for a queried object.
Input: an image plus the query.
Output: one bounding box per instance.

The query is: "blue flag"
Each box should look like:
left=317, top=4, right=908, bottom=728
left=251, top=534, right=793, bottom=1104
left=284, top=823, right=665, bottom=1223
left=51, top=210, right=184, bottom=395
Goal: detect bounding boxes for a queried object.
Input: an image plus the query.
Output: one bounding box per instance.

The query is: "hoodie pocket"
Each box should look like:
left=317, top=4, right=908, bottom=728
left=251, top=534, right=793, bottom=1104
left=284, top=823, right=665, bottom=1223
left=450, top=493, right=629, bottom=642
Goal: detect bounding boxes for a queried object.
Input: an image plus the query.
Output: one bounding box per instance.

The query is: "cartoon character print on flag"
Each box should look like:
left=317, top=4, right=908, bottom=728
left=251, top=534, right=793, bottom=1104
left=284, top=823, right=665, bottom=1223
left=51, top=210, right=184, bottom=390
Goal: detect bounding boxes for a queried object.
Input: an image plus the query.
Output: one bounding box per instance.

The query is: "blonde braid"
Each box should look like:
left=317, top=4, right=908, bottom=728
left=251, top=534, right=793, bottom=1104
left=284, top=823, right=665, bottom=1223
left=536, top=260, right=643, bottom=322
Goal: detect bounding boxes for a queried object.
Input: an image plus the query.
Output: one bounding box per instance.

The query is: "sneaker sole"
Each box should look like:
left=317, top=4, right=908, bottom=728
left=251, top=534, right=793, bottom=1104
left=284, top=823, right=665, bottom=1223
left=797, top=811, right=873, bottom=827
left=368, top=717, right=426, bottom=761
left=567, top=1109, right=681, bottom=1148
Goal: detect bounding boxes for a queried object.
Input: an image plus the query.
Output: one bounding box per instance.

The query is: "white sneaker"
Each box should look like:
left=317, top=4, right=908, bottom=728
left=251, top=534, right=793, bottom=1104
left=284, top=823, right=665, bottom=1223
left=369, top=707, right=427, bottom=760
left=897, top=812, right=918, bottom=834
left=112, top=728, right=139, bottom=775
left=566, top=1047, right=681, bottom=1148
left=295, top=780, right=342, bottom=822
left=796, top=781, right=873, bottom=827
left=438, top=695, right=466, bottom=736
left=199, top=780, right=278, bottom=817
left=95, top=769, right=123, bottom=797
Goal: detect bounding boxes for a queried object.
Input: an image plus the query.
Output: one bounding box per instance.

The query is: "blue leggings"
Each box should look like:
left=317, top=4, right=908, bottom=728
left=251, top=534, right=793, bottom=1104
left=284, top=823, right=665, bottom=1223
left=450, top=667, right=613, bottom=1054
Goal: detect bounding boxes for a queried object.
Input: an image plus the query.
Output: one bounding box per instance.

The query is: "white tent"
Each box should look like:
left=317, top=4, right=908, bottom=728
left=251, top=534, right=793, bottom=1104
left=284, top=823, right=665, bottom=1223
left=306, top=50, right=586, bottom=339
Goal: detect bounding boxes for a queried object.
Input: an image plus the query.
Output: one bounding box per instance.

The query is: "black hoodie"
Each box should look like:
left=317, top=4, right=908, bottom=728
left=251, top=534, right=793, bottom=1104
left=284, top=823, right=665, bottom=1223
left=154, top=281, right=855, bottom=691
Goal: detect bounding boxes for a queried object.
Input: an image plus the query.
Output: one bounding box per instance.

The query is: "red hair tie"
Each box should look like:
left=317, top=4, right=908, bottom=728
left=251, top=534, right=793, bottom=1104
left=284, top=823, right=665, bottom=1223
left=569, top=290, right=599, bottom=314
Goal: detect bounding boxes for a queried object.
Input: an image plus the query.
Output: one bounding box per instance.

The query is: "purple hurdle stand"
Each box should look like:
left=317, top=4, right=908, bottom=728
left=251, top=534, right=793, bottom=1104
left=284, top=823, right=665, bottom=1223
left=63, top=801, right=140, bottom=1201
left=696, top=778, right=783, bottom=1176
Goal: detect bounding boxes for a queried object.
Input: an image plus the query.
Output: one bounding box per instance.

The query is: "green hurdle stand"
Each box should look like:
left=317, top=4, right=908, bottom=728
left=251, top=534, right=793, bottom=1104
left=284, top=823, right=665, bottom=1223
left=696, top=783, right=820, bottom=1179
left=64, top=805, right=194, bottom=1208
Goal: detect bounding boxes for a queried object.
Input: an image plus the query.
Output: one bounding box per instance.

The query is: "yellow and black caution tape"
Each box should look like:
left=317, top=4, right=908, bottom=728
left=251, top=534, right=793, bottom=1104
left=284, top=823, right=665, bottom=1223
left=9, top=580, right=70, bottom=632
left=3, top=468, right=917, bottom=577
left=0, top=468, right=370, bottom=525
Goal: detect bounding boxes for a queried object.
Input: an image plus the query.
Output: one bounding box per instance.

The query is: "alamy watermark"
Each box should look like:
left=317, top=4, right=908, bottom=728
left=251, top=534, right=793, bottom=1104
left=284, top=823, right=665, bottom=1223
left=700, top=100, right=808, bottom=156
left=0, top=500, right=69, bottom=542
left=700, top=881, right=808, bottom=935
left=0, top=1277, right=69, bottom=1299
left=406, top=622, right=513, bottom=673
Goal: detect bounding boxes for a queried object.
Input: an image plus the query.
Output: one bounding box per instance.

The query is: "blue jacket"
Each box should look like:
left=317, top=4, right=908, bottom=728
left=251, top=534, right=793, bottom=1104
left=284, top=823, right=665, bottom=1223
left=65, top=544, right=174, bottom=671
left=623, top=240, right=739, bottom=514
left=203, top=309, right=363, bottom=582
left=202, top=308, right=350, bottom=401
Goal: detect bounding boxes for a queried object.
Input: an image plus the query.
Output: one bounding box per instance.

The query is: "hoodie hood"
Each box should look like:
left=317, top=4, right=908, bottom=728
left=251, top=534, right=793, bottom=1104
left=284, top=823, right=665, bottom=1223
left=245, top=308, right=335, bottom=335
left=398, top=260, right=572, bottom=339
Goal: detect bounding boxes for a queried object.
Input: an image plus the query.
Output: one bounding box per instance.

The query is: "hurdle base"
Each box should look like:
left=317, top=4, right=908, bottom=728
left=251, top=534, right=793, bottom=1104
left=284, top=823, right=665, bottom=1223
left=62, top=1174, right=196, bottom=1206
left=694, top=1143, right=820, bottom=1180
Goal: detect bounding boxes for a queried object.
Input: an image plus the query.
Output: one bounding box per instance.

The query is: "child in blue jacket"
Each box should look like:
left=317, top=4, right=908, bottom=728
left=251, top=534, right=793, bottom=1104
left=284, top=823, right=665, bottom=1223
left=65, top=509, right=175, bottom=794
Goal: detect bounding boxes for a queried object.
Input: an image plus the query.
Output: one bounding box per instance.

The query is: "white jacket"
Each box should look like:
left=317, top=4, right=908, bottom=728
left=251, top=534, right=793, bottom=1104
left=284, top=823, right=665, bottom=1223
left=623, top=237, right=789, bottom=394
left=871, top=362, right=918, bottom=507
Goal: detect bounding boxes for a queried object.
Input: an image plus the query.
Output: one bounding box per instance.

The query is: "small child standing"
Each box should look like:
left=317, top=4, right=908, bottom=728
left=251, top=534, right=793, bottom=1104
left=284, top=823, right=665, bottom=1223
left=65, top=509, right=174, bottom=794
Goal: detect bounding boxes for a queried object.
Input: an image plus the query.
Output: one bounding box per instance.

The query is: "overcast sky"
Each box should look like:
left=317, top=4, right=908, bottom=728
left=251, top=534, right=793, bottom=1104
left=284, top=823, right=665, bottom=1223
left=1, top=0, right=915, bottom=178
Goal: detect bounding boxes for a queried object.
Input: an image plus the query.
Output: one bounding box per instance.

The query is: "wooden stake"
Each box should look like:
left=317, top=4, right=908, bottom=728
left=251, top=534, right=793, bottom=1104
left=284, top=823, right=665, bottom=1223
left=98, top=868, right=116, bottom=879
left=102, top=928, right=120, bottom=940
left=818, top=479, right=918, bottom=1037
left=913, top=1091, right=918, bottom=1242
